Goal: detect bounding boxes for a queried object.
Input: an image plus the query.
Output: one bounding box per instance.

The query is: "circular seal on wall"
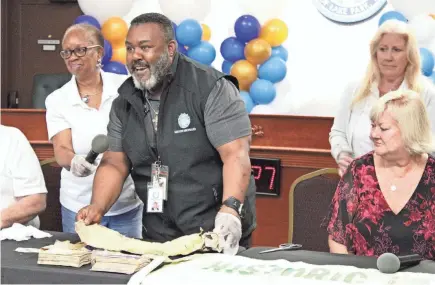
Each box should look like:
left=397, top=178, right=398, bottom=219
left=313, top=0, right=387, bottom=23
left=178, top=113, right=191, bottom=129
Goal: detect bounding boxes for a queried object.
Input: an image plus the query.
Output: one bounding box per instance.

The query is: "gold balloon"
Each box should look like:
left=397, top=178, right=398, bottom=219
left=201, top=23, right=211, bottom=41
left=244, top=38, right=272, bottom=65
left=260, top=18, right=288, bottom=47
left=430, top=14, right=435, bottom=20
left=102, top=17, right=128, bottom=47
left=230, top=60, right=258, bottom=91
left=111, top=45, right=127, bottom=64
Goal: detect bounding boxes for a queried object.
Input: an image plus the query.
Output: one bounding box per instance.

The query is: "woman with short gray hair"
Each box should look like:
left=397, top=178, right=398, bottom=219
left=326, top=89, right=435, bottom=260
left=45, top=23, right=143, bottom=238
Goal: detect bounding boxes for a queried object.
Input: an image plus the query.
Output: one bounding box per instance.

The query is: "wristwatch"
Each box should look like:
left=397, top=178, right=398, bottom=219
left=222, top=196, right=245, bottom=218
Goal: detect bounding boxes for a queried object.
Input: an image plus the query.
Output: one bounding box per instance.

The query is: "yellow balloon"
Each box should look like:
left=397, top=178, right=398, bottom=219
left=111, top=45, right=127, bottom=64
left=201, top=24, right=211, bottom=41
left=260, top=19, right=288, bottom=47
left=230, top=60, right=258, bottom=91
left=244, top=38, right=272, bottom=65
left=102, top=17, right=128, bottom=47
left=430, top=14, right=435, bottom=20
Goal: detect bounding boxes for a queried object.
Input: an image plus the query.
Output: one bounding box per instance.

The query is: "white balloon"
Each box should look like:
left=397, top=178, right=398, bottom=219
left=238, top=0, right=289, bottom=22
left=429, top=38, right=435, bottom=55
left=78, top=0, right=134, bottom=25
left=158, top=0, right=211, bottom=23
left=389, top=0, right=435, bottom=20
left=123, top=0, right=162, bottom=26
left=250, top=104, right=277, bottom=115
left=408, top=14, right=435, bottom=47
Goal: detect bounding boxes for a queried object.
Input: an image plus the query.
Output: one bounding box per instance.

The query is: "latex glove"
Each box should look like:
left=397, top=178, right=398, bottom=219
left=213, top=212, right=242, bottom=255
left=70, top=155, right=97, bottom=177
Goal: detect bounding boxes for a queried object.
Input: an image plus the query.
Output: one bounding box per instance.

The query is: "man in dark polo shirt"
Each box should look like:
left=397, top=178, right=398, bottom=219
left=77, top=13, right=256, bottom=254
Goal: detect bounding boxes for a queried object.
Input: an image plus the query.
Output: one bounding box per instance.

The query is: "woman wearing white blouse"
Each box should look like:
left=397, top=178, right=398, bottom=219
left=330, top=20, right=435, bottom=176
left=45, top=23, right=142, bottom=238
left=0, top=125, right=47, bottom=229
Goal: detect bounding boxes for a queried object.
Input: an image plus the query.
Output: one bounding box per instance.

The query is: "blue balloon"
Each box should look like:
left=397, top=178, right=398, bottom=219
left=74, top=15, right=101, bottom=29
left=249, top=79, right=276, bottom=104
left=102, top=61, right=128, bottom=75
left=378, top=11, right=407, bottom=26
left=176, top=19, right=202, bottom=47
left=258, top=57, right=287, bottom=83
left=102, top=40, right=112, bottom=65
left=178, top=44, right=188, bottom=55
left=239, top=91, right=255, bottom=113
left=222, top=60, right=233, bottom=74
left=187, top=41, right=216, bottom=65
left=420, top=48, right=435, bottom=76
left=234, top=15, right=261, bottom=43
left=271, top=46, right=288, bottom=62
left=220, top=37, right=245, bottom=62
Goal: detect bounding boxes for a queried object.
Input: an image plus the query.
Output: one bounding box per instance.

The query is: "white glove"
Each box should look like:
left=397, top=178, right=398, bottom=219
left=70, top=155, right=97, bottom=177
left=213, top=212, right=242, bottom=255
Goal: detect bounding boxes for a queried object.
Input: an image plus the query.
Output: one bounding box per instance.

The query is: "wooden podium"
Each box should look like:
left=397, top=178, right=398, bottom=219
left=1, top=109, right=336, bottom=246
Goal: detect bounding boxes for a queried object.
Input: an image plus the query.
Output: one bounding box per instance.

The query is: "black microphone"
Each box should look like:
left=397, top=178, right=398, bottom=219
left=377, top=252, right=422, bottom=273
left=85, top=134, right=109, bottom=164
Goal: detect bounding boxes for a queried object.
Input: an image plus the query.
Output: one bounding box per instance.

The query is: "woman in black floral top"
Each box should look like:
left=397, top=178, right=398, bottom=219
left=326, top=89, right=435, bottom=260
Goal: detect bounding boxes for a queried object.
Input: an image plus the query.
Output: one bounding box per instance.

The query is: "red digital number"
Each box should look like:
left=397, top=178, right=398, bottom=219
left=251, top=165, right=262, bottom=179
left=265, top=166, right=276, bottom=190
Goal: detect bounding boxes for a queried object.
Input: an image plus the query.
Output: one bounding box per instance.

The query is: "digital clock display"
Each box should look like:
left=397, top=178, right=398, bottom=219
left=250, top=157, right=281, bottom=196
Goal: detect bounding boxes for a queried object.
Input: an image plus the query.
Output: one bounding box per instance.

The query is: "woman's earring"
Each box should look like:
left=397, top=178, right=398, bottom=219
left=96, top=58, right=103, bottom=69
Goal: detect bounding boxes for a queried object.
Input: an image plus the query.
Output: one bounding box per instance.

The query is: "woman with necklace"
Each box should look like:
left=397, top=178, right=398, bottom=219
left=45, top=23, right=143, bottom=238
left=330, top=20, right=435, bottom=177
left=326, top=89, right=435, bottom=260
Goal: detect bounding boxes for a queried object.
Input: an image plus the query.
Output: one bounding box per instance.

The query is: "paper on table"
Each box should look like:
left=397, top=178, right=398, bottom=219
left=38, top=240, right=92, bottom=268
left=0, top=223, right=52, bottom=241
left=15, top=247, right=41, bottom=253
left=127, top=256, right=166, bottom=285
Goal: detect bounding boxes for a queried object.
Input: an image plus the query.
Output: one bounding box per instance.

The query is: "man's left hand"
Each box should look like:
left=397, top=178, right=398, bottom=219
left=213, top=207, right=242, bottom=255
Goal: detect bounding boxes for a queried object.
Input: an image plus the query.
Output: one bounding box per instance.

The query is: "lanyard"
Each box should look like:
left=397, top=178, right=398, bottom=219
left=144, top=95, right=159, bottom=133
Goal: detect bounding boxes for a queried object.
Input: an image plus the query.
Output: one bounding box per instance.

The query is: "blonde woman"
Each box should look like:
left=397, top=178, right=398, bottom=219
left=326, top=90, right=435, bottom=259
left=330, top=19, right=435, bottom=176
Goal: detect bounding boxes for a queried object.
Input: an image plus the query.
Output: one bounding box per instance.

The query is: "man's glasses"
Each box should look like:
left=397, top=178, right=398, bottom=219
left=60, top=45, right=102, bottom=59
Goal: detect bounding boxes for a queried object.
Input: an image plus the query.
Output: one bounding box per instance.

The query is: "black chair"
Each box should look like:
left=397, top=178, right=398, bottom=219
left=39, top=157, right=63, bottom=232
left=32, top=73, right=71, bottom=109
left=288, top=168, right=340, bottom=252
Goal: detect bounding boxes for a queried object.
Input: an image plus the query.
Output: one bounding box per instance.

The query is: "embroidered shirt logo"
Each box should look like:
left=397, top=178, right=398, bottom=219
left=178, top=113, right=191, bottom=129
left=175, top=113, right=196, bottom=134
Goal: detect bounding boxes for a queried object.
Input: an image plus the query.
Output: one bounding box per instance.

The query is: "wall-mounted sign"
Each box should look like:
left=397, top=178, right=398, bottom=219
left=313, top=0, right=387, bottom=23
left=37, top=39, right=60, bottom=52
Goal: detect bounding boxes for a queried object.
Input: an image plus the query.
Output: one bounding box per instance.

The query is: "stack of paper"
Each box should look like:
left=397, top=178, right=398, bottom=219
left=37, top=240, right=91, bottom=268
left=91, top=250, right=165, bottom=275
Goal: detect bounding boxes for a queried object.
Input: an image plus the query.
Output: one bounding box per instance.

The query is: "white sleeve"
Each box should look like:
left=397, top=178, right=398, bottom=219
left=421, top=78, right=435, bottom=136
left=45, top=94, right=70, bottom=140
left=8, top=129, right=47, bottom=197
left=329, top=82, right=358, bottom=162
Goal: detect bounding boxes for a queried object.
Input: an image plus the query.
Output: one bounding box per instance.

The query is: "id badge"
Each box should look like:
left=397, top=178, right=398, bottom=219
left=147, top=182, right=163, bottom=213
left=151, top=163, right=169, bottom=201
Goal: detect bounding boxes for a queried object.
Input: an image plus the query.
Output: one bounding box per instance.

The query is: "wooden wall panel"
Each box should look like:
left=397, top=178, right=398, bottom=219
left=1, top=109, right=337, bottom=246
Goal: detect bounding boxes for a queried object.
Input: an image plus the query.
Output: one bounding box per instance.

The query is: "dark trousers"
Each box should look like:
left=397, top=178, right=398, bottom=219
left=240, top=233, right=252, bottom=248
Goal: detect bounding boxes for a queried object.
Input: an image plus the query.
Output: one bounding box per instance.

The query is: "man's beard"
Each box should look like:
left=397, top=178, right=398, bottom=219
left=131, top=51, right=170, bottom=91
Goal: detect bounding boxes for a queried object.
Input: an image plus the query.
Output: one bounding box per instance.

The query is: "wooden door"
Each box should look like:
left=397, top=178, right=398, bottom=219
left=1, top=0, right=81, bottom=108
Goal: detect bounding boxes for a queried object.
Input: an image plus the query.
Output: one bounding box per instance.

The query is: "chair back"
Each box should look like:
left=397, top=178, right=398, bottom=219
left=39, top=157, right=62, bottom=231
left=288, top=168, right=340, bottom=252
left=32, top=73, right=71, bottom=109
